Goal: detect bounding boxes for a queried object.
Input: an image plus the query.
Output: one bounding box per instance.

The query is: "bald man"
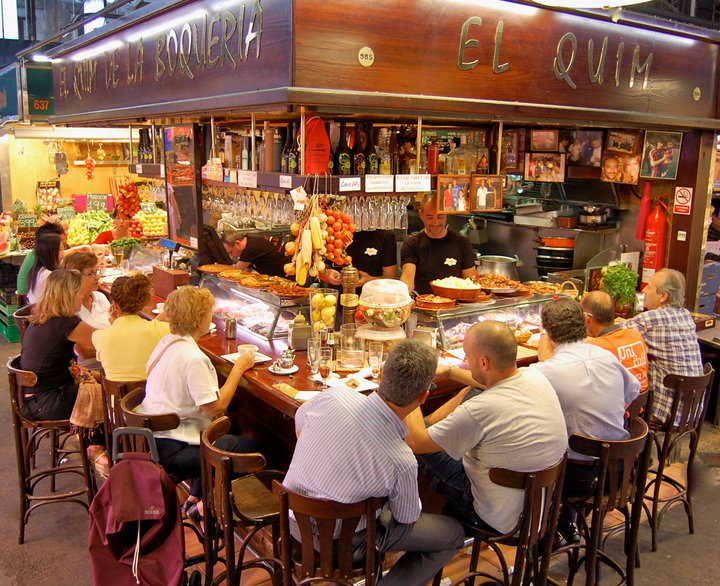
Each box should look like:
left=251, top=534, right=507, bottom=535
left=405, top=321, right=567, bottom=534
left=581, top=291, right=648, bottom=392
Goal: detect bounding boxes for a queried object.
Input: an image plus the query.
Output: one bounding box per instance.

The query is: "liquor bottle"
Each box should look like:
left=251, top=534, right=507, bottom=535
left=365, top=122, right=379, bottom=174
left=399, top=126, right=417, bottom=174
left=263, top=122, right=273, bottom=172
left=280, top=123, right=292, bottom=173
left=241, top=136, right=249, bottom=170
left=427, top=136, right=440, bottom=175
left=389, top=126, right=400, bottom=175
left=287, top=123, right=299, bottom=174
left=378, top=128, right=391, bottom=175
left=272, top=128, right=283, bottom=172
left=446, top=134, right=471, bottom=174
left=352, top=122, right=366, bottom=175
left=326, top=121, right=336, bottom=175
left=488, top=128, right=499, bottom=175
left=336, top=122, right=352, bottom=175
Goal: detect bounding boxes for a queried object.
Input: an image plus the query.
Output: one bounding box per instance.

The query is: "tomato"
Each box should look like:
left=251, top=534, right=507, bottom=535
left=332, top=221, right=342, bottom=232
left=333, top=238, right=343, bottom=249
left=345, top=255, right=352, bottom=264
left=326, top=226, right=334, bottom=238
left=348, top=223, right=356, bottom=232
left=326, top=243, right=335, bottom=253
left=342, top=213, right=351, bottom=224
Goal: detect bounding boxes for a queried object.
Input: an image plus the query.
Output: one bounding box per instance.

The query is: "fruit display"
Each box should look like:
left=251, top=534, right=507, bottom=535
left=116, top=182, right=141, bottom=217
left=283, top=192, right=356, bottom=286
left=133, top=208, right=168, bottom=237
left=37, top=182, right=60, bottom=212
left=129, top=218, right=144, bottom=238
left=309, top=289, right=338, bottom=332
left=66, top=210, right=113, bottom=245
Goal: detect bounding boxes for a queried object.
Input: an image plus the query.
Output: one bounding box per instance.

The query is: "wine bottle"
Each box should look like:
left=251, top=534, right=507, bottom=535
left=389, top=126, right=399, bottom=175
left=352, top=122, right=366, bottom=175
left=280, top=123, right=292, bottom=173
left=378, top=128, right=391, bottom=175
left=287, top=123, right=299, bottom=174
left=272, top=128, right=283, bottom=172
left=365, top=122, right=379, bottom=174
left=326, top=121, right=336, bottom=175
left=336, top=122, right=352, bottom=176
left=241, top=136, right=249, bottom=170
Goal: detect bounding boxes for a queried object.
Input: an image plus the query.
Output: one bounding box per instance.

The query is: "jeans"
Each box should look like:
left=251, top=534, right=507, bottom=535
left=157, top=434, right=258, bottom=497
left=417, top=451, right=498, bottom=533
left=352, top=510, right=465, bottom=585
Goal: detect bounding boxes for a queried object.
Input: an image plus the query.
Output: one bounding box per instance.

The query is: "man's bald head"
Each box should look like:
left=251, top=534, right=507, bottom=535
left=581, top=290, right=615, bottom=327
left=464, top=320, right=518, bottom=373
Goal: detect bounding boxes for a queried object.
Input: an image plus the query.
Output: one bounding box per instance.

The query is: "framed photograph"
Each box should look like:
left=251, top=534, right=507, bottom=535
left=502, top=130, right=519, bottom=170
left=565, top=129, right=604, bottom=166
left=471, top=175, right=504, bottom=212
left=524, top=153, right=566, bottom=183
left=437, top=175, right=472, bottom=213
left=530, top=129, right=559, bottom=152
left=605, top=130, right=641, bottom=155
left=601, top=153, right=640, bottom=184
left=640, top=130, right=683, bottom=180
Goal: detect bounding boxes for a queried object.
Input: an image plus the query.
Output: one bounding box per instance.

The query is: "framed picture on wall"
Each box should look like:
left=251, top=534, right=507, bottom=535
left=471, top=175, right=504, bottom=212
left=530, top=129, right=559, bottom=152
left=640, top=130, right=683, bottom=180
left=600, top=154, right=641, bottom=184
left=566, top=129, right=604, bottom=166
left=437, top=175, right=472, bottom=213
left=605, top=130, right=641, bottom=155
left=524, top=153, right=566, bottom=183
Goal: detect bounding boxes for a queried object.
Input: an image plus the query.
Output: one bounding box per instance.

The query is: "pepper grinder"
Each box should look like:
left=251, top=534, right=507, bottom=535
left=340, top=264, right=360, bottom=325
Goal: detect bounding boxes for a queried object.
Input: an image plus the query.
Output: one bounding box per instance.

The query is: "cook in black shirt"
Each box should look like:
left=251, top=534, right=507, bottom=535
left=222, top=231, right=287, bottom=278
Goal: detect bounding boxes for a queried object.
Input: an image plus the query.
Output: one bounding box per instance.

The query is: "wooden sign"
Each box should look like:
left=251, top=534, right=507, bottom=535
left=57, top=206, right=76, bottom=219
left=86, top=193, right=108, bottom=211
left=18, top=214, right=37, bottom=228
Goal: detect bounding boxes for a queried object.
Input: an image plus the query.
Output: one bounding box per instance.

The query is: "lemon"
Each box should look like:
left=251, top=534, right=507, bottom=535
left=311, top=309, right=321, bottom=322
left=312, top=321, right=325, bottom=333
left=323, top=294, right=337, bottom=307
left=321, top=306, right=336, bottom=325
left=312, top=293, right=325, bottom=309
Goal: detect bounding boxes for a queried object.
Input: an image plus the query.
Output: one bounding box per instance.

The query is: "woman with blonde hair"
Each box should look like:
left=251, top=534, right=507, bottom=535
left=139, top=286, right=256, bottom=515
left=93, top=274, right=169, bottom=381
left=20, top=269, right=96, bottom=420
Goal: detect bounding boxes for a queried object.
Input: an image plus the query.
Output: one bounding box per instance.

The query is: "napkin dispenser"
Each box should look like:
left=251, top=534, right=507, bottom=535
left=152, top=265, right=189, bottom=299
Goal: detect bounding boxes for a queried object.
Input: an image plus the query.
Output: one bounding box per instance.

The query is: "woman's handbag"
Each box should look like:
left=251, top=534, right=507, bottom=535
left=69, top=363, right=105, bottom=434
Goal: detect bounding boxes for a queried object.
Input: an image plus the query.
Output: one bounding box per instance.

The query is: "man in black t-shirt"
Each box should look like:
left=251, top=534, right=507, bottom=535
left=345, top=229, right=398, bottom=287
left=400, top=196, right=476, bottom=295
left=222, top=231, right=287, bottom=277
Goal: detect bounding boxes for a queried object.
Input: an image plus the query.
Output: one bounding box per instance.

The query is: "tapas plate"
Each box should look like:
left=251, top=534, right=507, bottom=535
left=268, top=364, right=299, bottom=375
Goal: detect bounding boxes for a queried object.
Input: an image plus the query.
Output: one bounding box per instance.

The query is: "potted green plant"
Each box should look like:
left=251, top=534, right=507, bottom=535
left=600, top=263, right=639, bottom=316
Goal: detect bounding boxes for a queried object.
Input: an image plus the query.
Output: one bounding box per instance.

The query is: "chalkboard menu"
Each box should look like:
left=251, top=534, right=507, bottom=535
left=18, top=214, right=37, bottom=228
left=57, top=206, right=76, bottom=219
left=86, top=194, right=108, bottom=211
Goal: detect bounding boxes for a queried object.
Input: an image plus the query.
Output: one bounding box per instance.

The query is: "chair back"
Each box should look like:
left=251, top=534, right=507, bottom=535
left=273, top=480, right=387, bottom=586
left=661, top=363, right=714, bottom=434
left=6, top=354, right=39, bottom=423
left=200, top=416, right=267, bottom=528
left=119, top=387, right=180, bottom=452
left=626, top=389, right=652, bottom=424
left=569, top=418, right=650, bottom=513
left=101, top=376, right=146, bottom=451
left=12, top=305, right=34, bottom=345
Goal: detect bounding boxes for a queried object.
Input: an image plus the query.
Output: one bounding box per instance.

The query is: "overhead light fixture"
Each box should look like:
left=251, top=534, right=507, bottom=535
left=533, top=0, right=650, bottom=8
left=30, top=53, right=52, bottom=63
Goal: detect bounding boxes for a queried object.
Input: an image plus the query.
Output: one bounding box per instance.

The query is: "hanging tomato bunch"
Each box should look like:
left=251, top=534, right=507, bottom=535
left=323, top=208, right=355, bottom=266
left=85, top=156, right=96, bottom=179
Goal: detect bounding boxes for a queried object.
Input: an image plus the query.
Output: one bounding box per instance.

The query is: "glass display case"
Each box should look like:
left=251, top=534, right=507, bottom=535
left=410, top=294, right=557, bottom=350
left=199, top=275, right=309, bottom=340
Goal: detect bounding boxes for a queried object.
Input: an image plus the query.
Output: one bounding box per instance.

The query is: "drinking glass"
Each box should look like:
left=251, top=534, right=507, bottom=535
left=307, top=338, right=321, bottom=375
left=368, top=342, right=384, bottom=379
left=111, top=247, right=125, bottom=268
left=318, top=347, right=333, bottom=390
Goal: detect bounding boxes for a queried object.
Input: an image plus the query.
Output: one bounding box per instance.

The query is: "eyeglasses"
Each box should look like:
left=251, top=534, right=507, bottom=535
left=583, top=311, right=594, bottom=319
left=81, top=270, right=99, bottom=277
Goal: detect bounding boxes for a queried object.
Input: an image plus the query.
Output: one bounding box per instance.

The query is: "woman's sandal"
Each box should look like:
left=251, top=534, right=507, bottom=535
left=87, top=445, right=110, bottom=478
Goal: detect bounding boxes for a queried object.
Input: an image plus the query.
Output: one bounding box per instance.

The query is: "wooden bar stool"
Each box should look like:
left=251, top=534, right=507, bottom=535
left=100, top=376, right=146, bottom=453
left=644, top=364, right=714, bottom=552
left=6, top=355, right=95, bottom=544
left=201, top=416, right=284, bottom=586
left=273, top=480, right=387, bottom=586
left=452, top=456, right=567, bottom=586
left=12, top=304, right=34, bottom=345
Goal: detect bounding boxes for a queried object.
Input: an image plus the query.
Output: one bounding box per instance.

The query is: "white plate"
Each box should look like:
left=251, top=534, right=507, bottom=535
left=328, top=376, right=379, bottom=393
left=221, top=351, right=272, bottom=364
left=151, top=308, right=161, bottom=314
left=268, top=364, right=299, bottom=375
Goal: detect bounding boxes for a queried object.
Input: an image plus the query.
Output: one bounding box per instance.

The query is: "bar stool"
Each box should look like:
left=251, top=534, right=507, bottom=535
left=201, top=416, right=284, bottom=586
left=452, top=456, right=567, bottom=586
left=6, top=355, right=95, bottom=544
left=119, top=386, right=180, bottom=453
left=100, top=375, right=146, bottom=453
left=564, top=418, right=651, bottom=586
left=273, top=480, right=387, bottom=586
left=12, top=304, right=34, bottom=345
left=644, top=364, right=714, bottom=552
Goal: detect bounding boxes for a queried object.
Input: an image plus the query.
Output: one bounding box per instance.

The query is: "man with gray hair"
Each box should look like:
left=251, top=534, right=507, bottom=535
left=621, top=268, right=703, bottom=424
left=283, top=340, right=464, bottom=585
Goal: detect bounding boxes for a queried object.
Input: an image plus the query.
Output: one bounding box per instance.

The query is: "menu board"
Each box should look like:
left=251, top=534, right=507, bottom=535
left=164, top=124, right=201, bottom=249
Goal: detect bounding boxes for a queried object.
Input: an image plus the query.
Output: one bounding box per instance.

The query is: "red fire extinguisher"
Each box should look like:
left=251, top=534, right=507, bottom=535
left=641, top=195, right=669, bottom=289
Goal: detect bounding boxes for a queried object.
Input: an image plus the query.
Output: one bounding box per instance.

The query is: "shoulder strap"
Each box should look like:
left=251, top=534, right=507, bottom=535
left=146, top=338, right=187, bottom=377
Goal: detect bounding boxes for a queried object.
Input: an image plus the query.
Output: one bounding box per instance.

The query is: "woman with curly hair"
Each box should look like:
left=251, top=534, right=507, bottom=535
left=92, top=274, right=169, bottom=381
left=139, top=286, right=257, bottom=514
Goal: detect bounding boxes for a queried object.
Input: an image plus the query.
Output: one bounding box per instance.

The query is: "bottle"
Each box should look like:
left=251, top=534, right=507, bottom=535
left=446, top=134, right=471, bottom=174
left=263, top=122, right=273, bottom=172
left=488, top=129, right=499, bottom=175
left=365, top=122, right=379, bottom=174
left=272, top=128, right=283, bottom=172
left=389, top=126, right=400, bottom=175
left=241, top=136, right=249, bottom=170
left=427, top=136, right=440, bottom=174
left=280, top=123, right=292, bottom=173
left=352, top=122, right=366, bottom=175
left=400, top=126, right=417, bottom=174
left=336, top=122, right=352, bottom=175
left=287, top=123, right=299, bottom=174
left=326, top=121, right=336, bottom=175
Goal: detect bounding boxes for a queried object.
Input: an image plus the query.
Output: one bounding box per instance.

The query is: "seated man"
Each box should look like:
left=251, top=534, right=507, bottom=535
left=621, top=268, right=703, bottom=425
left=530, top=297, right=640, bottom=544
left=581, top=290, right=648, bottom=392
left=405, top=321, right=568, bottom=535
left=282, top=340, right=465, bottom=585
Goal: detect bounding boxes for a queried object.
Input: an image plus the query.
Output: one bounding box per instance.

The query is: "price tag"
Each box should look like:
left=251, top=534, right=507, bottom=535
left=237, top=170, right=258, bottom=188
left=57, top=206, right=76, bottom=219
left=135, top=164, right=143, bottom=174
left=365, top=175, right=394, bottom=193
left=189, top=236, right=198, bottom=248
left=86, top=193, right=108, bottom=211
left=339, top=177, right=362, bottom=192
left=395, top=174, right=431, bottom=192
left=290, top=186, right=307, bottom=211
left=279, top=175, right=293, bottom=189
left=18, top=214, right=37, bottom=228
left=229, top=169, right=238, bottom=184
left=140, top=202, right=157, bottom=214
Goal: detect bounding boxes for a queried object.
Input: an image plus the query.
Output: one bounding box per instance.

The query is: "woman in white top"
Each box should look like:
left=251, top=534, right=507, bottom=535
left=62, top=252, right=110, bottom=370
left=139, top=286, right=256, bottom=512
left=26, top=233, right=62, bottom=304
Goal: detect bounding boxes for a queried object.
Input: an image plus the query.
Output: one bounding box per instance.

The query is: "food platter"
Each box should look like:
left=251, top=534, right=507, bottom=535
left=198, top=263, right=235, bottom=274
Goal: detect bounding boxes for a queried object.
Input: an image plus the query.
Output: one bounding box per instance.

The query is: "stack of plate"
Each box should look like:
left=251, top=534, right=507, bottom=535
left=535, top=246, right=574, bottom=277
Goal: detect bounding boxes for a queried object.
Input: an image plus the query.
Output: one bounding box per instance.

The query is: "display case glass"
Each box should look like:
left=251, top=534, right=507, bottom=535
left=199, top=275, right=308, bottom=340
left=411, top=294, right=557, bottom=350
